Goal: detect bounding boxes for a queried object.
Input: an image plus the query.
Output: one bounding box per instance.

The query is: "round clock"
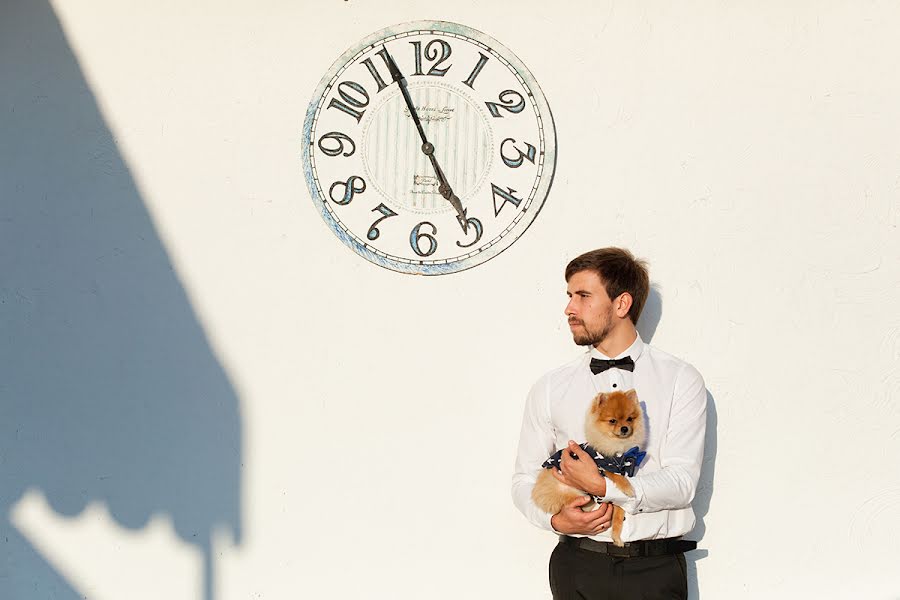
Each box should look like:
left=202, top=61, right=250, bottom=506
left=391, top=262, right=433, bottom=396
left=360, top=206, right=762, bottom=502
left=302, top=20, right=557, bottom=275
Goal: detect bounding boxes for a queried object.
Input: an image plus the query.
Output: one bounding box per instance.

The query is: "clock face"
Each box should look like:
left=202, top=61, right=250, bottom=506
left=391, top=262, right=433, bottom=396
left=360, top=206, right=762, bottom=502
left=302, top=21, right=557, bottom=275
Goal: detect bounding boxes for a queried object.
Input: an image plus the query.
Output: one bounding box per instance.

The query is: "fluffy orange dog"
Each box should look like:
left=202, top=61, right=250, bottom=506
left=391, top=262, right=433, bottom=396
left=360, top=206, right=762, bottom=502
left=531, top=389, right=645, bottom=546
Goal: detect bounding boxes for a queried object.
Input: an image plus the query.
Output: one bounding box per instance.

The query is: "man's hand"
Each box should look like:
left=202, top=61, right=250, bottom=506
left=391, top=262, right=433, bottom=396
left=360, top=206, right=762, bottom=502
left=550, top=496, right=614, bottom=535
left=551, top=441, right=607, bottom=497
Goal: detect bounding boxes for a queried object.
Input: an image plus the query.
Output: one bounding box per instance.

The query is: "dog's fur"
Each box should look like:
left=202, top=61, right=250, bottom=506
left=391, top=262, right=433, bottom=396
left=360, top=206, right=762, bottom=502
left=531, top=389, right=645, bottom=546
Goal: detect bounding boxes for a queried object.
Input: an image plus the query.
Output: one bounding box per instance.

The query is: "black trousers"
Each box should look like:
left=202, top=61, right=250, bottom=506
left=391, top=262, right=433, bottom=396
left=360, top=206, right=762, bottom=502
left=549, top=541, right=688, bottom=600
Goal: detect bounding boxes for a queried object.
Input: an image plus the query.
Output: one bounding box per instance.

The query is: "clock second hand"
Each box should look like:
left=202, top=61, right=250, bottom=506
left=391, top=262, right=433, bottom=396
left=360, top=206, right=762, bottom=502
left=383, top=47, right=469, bottom=234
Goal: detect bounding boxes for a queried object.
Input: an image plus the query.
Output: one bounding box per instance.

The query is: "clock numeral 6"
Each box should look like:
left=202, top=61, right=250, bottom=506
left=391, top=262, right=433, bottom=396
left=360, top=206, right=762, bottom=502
left=500, top=138, right=537, bottom=168
left=456, top=216, right=484, bottom=249
left=410, top=217, right=484, bottom=256
left=410, top=221, right=438, bottom=257
left=485, top=90, right=526, bottom=118
left=367, top=203, right=398, bottom=240
left=329, top=175, right=366, bottom=206
left=317, top=131, right=356, bottom=157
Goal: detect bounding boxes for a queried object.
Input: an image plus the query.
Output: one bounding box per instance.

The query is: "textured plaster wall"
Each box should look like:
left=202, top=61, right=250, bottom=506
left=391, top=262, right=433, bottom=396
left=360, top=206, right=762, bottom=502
left=2, top=1, right=899, bottom=599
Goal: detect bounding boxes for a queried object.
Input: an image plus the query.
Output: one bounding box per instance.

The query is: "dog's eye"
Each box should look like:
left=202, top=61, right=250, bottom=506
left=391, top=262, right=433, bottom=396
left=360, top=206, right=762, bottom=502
left=608, top=419, right=617, bottom=424
left=627, top=417, right=634, bottom=422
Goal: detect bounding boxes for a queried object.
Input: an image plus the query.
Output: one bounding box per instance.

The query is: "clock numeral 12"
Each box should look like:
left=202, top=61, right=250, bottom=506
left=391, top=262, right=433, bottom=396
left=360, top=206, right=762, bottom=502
left=410, top=40, right=452, bottom=77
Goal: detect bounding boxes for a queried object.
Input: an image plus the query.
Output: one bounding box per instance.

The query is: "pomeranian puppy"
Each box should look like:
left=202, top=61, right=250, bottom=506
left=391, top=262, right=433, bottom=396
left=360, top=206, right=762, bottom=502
left=531, top=389, right=645, bottom=547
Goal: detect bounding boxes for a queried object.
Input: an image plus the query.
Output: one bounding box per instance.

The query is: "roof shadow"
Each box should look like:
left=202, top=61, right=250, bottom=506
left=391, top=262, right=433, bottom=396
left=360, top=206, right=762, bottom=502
left=0, top=2, right=243, bottom=598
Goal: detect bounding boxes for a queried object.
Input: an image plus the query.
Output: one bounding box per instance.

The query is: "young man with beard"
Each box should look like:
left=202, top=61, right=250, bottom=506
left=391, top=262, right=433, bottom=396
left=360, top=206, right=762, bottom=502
left=511, top=248, right=707, bottom=600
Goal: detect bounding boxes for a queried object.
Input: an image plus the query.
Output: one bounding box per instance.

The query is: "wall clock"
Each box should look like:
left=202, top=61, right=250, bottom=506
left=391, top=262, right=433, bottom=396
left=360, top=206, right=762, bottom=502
left=302, top=20, right=557, bottom=275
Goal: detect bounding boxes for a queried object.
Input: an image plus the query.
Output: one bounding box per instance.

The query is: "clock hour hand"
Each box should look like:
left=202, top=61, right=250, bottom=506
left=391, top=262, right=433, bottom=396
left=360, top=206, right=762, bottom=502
left=421, top=144, right=469, bottom=232
left=383, top=47, right=469, bottom=233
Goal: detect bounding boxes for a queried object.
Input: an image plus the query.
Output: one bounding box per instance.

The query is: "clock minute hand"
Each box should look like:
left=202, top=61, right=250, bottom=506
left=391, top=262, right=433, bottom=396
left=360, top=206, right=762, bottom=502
left=383, top=48, right=469, bottom=233
left=384, top=49, right=430, bottom=148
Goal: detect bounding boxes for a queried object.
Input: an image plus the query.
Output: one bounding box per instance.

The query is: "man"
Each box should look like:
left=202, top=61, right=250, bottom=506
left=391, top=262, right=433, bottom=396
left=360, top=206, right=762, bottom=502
left=512, top=248, right=707, bottom=600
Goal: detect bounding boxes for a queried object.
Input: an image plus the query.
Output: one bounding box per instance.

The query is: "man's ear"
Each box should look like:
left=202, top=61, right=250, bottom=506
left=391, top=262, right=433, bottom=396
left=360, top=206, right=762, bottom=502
left=614, top=292, right=633, bottom=319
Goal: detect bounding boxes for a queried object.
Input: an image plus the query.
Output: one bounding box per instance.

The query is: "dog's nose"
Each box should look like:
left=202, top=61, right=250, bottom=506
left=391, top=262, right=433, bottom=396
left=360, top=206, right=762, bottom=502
left=620, top=426, right=630, bottom=435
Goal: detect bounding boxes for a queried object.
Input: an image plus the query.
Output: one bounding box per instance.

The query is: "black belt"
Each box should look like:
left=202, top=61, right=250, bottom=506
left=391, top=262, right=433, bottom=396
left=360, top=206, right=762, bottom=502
left=559, top=535, right=697, bottom=558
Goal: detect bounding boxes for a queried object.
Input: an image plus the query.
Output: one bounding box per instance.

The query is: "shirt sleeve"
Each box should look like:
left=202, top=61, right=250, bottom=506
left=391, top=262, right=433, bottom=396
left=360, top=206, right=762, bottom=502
left=603, top=363, right=707, bottom=515
left=511, top=376, right=559, bottom=532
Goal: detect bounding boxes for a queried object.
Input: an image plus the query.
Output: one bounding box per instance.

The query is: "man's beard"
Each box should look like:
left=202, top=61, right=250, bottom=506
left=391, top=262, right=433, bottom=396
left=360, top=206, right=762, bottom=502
left=570, top=315, right=613, bottom=347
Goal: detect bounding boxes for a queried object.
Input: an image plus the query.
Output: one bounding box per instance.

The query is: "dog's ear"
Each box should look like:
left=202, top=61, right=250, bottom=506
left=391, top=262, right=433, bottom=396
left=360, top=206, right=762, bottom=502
left=624, top=389, right=638, bottom=404
left=592, top=392, right=607, bottom=412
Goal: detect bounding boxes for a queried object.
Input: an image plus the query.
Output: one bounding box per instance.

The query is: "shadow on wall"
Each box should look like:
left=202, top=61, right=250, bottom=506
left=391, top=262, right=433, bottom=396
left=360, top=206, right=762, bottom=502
left=635, top=285, right=718, bottom=600
left=635, top=284, right=662, bottom=344
left=0, top=2, right=242, bottom=599
left=687, top=392, right=717, bottom=600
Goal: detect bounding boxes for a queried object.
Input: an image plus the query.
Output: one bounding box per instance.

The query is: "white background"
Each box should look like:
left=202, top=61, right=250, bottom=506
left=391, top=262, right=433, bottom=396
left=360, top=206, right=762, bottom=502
left=3, top=1, right=899, bottom=599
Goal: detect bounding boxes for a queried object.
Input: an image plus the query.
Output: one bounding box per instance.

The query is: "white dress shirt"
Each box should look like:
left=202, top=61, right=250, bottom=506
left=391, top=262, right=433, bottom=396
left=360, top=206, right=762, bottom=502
left=511, top=333, right=707, bottom=542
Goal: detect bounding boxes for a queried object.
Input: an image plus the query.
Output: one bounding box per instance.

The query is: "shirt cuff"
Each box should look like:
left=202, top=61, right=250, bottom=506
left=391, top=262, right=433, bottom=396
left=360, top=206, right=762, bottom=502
left=600, top=476, right=641, bottom=514
left=546, top=509, right=563, bottom=534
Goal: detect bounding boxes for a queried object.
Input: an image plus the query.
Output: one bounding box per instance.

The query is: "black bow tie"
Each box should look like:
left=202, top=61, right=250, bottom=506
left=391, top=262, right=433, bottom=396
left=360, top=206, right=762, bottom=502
left=589, top=356, right=635, bottom=375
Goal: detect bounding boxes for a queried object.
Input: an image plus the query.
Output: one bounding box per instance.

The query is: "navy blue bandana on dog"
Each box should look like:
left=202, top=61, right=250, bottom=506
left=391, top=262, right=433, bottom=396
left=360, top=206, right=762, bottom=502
left=541, top=443, right=646, bottom=505
left=541, top=443, right=647, bottom=477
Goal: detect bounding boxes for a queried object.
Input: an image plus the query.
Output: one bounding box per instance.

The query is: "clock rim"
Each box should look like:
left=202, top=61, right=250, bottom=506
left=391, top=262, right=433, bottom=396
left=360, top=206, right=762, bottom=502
left=302, top=20, right=557, bottom=276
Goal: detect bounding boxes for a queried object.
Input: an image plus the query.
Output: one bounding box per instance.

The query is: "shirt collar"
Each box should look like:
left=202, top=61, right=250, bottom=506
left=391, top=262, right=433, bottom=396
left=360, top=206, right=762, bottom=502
left=588, top=331, right=645, bottom=362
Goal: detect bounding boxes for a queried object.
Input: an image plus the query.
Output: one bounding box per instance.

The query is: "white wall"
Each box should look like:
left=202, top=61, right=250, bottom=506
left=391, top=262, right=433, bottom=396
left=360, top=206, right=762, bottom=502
left=2, top=1, right=899, bottom=599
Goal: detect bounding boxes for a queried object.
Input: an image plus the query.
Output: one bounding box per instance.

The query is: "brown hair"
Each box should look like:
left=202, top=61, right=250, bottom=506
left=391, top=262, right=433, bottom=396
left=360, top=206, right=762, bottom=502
left=565, top=248, right=650, bottom=325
